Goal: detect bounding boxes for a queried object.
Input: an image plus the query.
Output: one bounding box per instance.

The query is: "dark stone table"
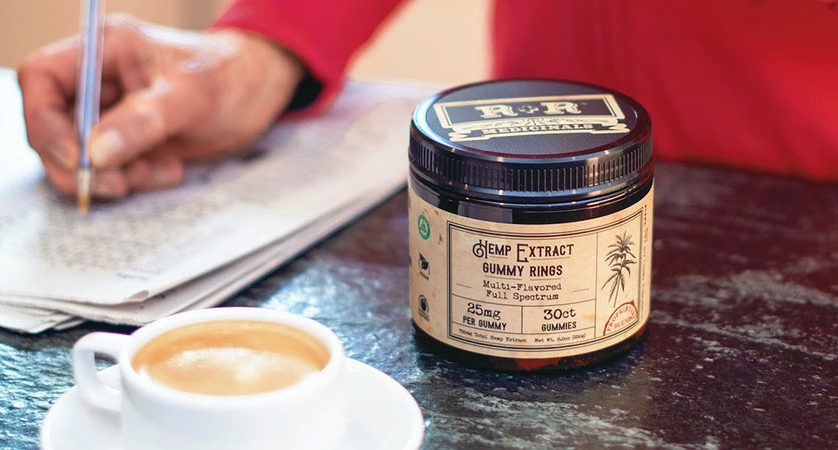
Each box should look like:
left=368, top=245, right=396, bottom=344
left=1, top=162, right=836, bottom=449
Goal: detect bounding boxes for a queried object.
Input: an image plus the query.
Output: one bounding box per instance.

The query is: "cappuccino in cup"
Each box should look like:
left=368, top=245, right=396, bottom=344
left=131, top=320, right=328, bottom=396
left=72, top=308, right=347, bottom=450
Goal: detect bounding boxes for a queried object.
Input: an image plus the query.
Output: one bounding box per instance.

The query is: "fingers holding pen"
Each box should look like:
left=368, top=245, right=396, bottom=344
left=38, top=146, right=183, bottom=199
left=88, top=80, right=196, bottom=170
left=19, top=59, right=133, bottom=200
left=22, top=60, right=185, bottom=198
left=40, top=156, right=130, bottom=200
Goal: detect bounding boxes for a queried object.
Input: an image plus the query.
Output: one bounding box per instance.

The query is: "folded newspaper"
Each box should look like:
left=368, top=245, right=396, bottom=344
left=0, top=69, right=433, bottom=333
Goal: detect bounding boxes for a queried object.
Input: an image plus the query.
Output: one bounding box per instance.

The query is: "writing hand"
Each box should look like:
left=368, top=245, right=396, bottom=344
left=17, top=15, right=303, bottom=199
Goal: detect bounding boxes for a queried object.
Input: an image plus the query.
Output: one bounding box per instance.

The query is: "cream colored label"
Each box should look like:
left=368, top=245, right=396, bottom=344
left=409, top=185, right=653, bottom=359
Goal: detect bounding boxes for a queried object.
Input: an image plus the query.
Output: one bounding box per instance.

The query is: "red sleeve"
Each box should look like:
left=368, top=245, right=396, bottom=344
left=214, top=0, right=405, bottom=115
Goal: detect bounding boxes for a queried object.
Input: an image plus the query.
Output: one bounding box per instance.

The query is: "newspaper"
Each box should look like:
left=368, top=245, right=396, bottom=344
left=0, top=68, right=433, bottom=332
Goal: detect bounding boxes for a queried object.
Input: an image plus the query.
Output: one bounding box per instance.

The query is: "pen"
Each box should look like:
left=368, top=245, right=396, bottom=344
left=76, top=0, right=105, bottom=214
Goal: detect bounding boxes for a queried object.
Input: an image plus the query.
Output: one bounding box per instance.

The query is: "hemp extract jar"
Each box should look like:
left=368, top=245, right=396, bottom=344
left=408, top=79, right=653, bottom=371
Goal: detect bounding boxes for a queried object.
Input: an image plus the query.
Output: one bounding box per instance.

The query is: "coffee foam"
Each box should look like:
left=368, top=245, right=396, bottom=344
left=131, top=320, right=329, bottom=396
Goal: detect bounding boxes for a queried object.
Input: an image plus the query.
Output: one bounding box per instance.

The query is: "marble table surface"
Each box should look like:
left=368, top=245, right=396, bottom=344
left=1, top=162, right=836, bottom=449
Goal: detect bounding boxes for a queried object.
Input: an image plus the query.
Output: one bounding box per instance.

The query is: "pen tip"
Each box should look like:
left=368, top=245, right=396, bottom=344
left=78, top=195, right=90, bottom=216
left=76, top=168, right=92, bottom=216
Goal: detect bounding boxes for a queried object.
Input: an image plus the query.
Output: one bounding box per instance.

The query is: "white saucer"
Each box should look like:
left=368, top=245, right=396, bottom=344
left=41, top=359, right=424, bottom=450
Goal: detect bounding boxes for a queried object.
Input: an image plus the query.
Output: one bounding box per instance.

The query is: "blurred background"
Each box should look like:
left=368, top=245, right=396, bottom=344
left=0, top=0, right=489, bottom=84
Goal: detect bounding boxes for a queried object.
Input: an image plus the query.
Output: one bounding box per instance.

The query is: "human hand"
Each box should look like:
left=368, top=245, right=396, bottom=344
left=17, top=15, right=304, bottom=199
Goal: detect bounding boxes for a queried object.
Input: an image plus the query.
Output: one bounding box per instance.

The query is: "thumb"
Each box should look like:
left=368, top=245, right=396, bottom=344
left=89, top=81, right=194, bottom=169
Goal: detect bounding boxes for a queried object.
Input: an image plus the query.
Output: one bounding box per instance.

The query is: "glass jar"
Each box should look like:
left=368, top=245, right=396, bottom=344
left=408, top=79, right=653, bottom=371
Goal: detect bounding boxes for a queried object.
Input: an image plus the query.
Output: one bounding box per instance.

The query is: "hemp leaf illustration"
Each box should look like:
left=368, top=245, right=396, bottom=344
left=601, top=231, right=636, bottom=306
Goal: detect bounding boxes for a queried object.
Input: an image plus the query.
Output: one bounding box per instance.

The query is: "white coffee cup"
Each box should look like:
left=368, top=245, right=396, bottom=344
left=72, top=307, right=346, bottom=450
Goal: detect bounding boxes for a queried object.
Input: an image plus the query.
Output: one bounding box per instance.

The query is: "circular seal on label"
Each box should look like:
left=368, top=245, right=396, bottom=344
left=603, top=301, right=639, bottom=335
left=417, top=214, right=431, bottom=240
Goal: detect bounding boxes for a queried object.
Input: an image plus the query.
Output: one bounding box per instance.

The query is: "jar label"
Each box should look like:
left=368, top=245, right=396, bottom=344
left=409, top=185, right=653, bottom=359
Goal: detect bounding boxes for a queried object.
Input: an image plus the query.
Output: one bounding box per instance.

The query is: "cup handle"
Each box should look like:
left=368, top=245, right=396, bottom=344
left=72, top=332, right=130, bottom=413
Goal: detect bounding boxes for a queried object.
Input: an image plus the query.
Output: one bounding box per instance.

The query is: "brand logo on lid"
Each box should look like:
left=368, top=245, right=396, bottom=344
left=433, top=94, right=630, bottom=142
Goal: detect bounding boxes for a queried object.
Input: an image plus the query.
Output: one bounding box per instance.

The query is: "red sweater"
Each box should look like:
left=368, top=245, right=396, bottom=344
left=216, top=0, right=838, bottom=180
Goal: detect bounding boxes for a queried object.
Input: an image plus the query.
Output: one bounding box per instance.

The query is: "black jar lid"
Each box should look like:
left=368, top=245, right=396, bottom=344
left=409, top=79, right=652, bottom=203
